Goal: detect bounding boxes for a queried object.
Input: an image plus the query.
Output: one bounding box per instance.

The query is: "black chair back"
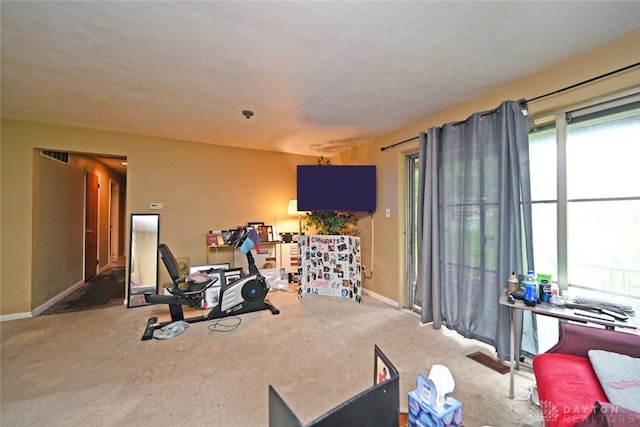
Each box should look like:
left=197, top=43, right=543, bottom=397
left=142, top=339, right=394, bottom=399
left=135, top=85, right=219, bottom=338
left=158, top=243, right=181, bottom=285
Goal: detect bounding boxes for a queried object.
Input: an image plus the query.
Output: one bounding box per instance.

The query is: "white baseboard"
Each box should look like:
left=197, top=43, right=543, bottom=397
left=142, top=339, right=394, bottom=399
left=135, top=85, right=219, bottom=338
left=0, top=312, right=33, bottom=322
left=362, top=287, right=399, bottom=308
left=30, top=279, right=86, bottom=317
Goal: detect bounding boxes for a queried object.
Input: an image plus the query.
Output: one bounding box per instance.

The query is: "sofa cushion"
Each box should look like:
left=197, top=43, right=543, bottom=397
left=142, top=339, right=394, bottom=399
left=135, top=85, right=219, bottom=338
left=589, top=350, right=640, bottom=412
left=534, top=353, right=608, bottom=427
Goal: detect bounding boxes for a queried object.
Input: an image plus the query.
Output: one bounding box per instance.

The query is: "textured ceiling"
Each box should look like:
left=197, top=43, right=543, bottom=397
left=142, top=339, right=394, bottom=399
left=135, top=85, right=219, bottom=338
left=2, top=1, right=640, bottom=158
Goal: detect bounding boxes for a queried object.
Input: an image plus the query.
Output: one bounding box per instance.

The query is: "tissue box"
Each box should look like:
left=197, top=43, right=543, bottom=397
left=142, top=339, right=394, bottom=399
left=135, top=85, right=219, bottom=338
left=408, top=390, right=462, bottom=427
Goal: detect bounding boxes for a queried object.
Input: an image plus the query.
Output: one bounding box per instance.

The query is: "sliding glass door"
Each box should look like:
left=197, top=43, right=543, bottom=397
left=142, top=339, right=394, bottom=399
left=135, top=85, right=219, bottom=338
left=406, top=153, right=420, bottom=311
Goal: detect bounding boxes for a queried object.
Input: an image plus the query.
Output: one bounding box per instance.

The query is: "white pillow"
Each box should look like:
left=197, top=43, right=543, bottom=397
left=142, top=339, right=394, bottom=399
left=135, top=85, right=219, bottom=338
left=588, top=349, right=640, bottom=412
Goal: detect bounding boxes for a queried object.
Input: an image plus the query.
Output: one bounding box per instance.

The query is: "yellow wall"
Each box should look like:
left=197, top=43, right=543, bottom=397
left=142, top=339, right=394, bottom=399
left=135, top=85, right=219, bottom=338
left=1, top=121, right=314, bottom=316
left=2, top=32, right=639, bottom=317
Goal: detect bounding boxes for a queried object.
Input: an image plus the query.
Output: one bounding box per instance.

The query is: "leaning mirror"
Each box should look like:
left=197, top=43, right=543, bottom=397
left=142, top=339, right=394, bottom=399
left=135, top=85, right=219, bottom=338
left=128, top=213, right=160, bottom=308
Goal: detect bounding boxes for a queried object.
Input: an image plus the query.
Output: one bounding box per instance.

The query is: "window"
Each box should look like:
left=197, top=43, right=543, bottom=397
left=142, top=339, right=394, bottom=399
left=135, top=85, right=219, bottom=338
left=529, top=95, right=640, bottom=306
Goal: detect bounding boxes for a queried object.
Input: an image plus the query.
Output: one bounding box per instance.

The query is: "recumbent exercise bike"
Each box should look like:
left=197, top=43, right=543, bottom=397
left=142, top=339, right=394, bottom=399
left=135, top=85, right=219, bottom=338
left=141, top=228, right=279, bottom=340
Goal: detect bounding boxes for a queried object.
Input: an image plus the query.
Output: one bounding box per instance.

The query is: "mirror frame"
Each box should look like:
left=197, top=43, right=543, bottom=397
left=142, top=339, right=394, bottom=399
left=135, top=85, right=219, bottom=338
left=127, top=213, right=160, bottom=308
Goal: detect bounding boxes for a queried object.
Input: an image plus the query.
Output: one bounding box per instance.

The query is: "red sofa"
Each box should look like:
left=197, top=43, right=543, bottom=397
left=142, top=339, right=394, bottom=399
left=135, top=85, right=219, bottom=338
left=533, top=321, right=640, bottom=427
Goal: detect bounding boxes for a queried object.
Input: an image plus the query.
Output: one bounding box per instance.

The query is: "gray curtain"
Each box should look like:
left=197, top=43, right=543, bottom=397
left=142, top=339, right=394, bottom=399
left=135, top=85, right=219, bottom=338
left=415, top=100, right=535, bottom=360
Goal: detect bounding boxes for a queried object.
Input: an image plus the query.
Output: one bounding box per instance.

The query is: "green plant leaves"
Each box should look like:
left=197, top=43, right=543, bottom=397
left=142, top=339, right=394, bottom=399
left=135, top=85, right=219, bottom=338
left=303, top=211, right=357, bottom=235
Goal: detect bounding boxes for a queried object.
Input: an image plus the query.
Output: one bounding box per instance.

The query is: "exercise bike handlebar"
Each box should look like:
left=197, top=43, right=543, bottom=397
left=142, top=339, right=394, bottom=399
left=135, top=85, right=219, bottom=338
left=245, top=250, right=259, bottom=276
left=229, top=227, right=261, bottom=276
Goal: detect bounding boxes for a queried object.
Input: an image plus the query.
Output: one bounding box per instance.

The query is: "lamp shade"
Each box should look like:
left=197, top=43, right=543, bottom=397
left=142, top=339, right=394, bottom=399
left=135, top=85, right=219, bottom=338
left=287, top=199, right=306, bottom=216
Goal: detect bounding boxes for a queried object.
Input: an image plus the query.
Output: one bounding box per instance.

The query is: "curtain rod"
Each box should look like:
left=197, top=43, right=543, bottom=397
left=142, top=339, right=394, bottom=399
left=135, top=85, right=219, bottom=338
left=380, top=135, right=418, bottom=152
left=526, top=61, right=640, bottom=103
left=380, top=61, right=640, bottom=152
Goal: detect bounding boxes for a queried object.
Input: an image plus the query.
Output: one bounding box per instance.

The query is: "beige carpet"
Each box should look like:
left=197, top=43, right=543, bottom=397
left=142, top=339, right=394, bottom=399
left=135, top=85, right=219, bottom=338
left=1, top=290, right=542, bottom=426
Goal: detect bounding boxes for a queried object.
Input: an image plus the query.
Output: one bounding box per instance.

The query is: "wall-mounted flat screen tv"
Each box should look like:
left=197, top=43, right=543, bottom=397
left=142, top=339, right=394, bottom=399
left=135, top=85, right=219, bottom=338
left=297, top=165, right=376, bottom=212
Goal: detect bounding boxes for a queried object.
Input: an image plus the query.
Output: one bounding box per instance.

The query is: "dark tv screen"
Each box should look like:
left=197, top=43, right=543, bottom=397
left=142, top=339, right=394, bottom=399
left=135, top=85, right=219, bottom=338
left=297, top=165, right=376, bottom=212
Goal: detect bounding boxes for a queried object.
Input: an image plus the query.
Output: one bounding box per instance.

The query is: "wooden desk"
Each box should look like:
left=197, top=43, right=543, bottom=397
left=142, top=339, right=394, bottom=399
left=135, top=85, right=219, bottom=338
left=499, top=294, right=637, bottom=398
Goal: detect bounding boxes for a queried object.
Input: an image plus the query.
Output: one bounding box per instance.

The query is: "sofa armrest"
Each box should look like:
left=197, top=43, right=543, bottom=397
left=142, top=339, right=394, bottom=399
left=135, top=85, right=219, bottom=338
left=546, top=321, right=640, bottom=358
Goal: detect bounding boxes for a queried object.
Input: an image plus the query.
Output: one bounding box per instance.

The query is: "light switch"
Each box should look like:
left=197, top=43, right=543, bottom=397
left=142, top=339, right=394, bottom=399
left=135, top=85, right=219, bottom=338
left=149, top=202, right=164, bottom=210
left=385, top=208, right=391, bottom=218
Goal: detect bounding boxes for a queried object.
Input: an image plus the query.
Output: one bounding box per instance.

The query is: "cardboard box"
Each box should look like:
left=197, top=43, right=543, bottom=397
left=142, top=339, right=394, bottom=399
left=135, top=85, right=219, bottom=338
left=408, top=390, right=462, bottom=427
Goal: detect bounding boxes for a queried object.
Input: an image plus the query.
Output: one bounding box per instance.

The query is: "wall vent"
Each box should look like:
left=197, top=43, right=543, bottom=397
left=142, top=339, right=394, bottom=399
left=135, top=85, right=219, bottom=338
left=40, top=150, right=70, bottom=164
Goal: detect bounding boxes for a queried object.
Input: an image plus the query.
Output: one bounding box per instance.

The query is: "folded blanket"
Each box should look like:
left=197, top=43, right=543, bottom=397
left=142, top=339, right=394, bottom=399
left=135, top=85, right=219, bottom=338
left=588, top=349, right=640, bottom=412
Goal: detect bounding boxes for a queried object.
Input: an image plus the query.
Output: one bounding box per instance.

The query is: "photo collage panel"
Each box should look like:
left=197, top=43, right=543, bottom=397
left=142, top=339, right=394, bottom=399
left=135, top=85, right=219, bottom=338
left=297, top=235, right=362, bottom=303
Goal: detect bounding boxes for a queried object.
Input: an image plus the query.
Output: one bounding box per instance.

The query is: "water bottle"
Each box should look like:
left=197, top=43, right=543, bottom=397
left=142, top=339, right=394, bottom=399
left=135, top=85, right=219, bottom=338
left=523, top=270, right=537, bottom=307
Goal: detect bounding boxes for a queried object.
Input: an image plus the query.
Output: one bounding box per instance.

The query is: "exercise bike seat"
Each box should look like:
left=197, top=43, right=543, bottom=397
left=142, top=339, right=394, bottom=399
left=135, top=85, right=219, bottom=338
left=167, top=276, right=219, bottom=297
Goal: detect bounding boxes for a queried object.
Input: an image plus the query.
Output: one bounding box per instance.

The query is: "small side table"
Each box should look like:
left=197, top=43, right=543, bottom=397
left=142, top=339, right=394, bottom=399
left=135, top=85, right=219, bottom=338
left=499, top=294, right=637, bottom=399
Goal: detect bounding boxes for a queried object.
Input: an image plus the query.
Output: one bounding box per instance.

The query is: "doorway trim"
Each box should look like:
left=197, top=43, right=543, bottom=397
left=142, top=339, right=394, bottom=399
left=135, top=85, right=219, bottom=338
left=405, top=152, right=420, bottom=312
left=109, top=179, right=122, bottom=264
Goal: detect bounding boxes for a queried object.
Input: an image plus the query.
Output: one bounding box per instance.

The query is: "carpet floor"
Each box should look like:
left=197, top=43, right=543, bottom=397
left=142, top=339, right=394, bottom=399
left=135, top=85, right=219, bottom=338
left=1, top=289, right=541, bottom=426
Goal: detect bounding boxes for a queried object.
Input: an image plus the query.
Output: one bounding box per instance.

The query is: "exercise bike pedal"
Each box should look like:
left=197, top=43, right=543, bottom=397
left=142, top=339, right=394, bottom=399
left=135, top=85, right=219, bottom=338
left=141, top=316, right=158, bottom=341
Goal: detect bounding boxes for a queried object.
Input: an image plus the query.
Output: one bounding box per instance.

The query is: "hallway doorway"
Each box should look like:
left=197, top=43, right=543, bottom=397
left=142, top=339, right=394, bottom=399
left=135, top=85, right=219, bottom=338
left=33, top=150, right=127, bottom=314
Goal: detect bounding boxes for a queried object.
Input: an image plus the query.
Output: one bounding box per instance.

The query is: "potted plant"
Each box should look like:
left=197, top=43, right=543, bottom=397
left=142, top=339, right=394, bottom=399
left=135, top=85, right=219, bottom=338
left=303, top=211, right=357, bottom=235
